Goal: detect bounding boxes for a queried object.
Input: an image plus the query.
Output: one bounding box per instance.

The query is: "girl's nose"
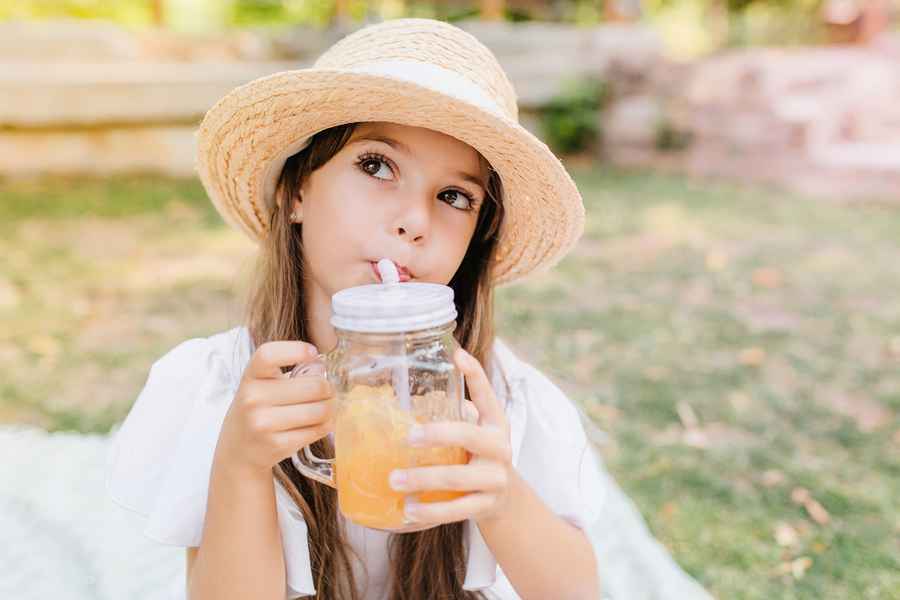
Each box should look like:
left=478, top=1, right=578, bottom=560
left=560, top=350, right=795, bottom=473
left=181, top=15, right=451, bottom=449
left=393, top=195, right=431, bottom=244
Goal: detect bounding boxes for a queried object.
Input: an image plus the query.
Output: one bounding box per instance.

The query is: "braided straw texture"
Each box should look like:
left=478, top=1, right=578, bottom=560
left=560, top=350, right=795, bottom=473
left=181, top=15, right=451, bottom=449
left=195, top=18, right=585, bottom=285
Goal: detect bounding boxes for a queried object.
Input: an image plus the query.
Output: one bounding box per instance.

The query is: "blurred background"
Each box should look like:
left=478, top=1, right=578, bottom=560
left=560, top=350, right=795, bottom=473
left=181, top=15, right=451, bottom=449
left=1, top=1, right=899, bottom=599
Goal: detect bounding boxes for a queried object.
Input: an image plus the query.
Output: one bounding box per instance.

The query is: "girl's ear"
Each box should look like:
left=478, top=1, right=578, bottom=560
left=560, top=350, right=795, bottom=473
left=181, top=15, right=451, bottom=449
left=289, top=196, right=303, bottom=224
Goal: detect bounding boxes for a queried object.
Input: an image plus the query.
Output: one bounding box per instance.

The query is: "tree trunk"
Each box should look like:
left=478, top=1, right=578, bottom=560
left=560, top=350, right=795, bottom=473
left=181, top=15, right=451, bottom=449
left=150, top=0, right=165, bottom=26
left=335, top=0, right=351, bottom=25
left=481, top=0, right=505, bottom=20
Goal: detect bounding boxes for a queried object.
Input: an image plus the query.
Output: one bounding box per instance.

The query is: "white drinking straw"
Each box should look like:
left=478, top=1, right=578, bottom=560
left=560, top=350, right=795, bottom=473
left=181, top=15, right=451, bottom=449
left=377, top=259, right=412, bottom=412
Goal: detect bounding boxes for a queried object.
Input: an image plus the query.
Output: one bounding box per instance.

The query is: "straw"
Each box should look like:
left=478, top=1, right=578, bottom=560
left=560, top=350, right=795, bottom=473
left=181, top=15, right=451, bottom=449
left=377, top=259, right=412, bottom=412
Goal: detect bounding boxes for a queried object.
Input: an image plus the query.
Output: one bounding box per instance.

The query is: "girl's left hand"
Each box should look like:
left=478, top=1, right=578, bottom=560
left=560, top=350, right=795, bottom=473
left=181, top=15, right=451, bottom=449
left=388, top=347, right=513, bottom=529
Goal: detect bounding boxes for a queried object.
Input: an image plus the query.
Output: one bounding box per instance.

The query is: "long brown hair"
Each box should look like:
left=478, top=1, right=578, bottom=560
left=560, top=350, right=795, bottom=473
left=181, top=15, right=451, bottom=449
left=243, top=122, right=505, bottom=599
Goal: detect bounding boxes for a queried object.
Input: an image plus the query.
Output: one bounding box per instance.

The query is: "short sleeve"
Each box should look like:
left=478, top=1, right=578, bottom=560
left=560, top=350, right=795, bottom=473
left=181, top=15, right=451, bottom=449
left=105, top=335, right=237, bottom=547
left=105, top=329, right=321, bottom=599
left=514, top=363, right=608, bottom=533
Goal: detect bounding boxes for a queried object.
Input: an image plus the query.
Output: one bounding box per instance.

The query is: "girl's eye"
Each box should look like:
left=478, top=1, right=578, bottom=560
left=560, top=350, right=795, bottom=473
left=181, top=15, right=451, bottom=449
left=356, top=153, right=395, bottom=181
left=357, top=151, right=476, bottom=211
left=438, top=189, right=476, bottom=211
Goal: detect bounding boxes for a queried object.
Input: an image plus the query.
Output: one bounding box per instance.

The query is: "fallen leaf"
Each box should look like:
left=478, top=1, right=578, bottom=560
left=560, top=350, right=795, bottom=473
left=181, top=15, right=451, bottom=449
left=804, top=498, right=831, bottom=525
left=791, top=487, right=830, bottom=525
left=739, top=347, right=767, bottom=367
left=752, top=267, right=784, bottom=289
left=775, top=522, right=799, bottom=547
left=791, top=556, right=813, bottom=579
left=761, top=469, right=785, bottom=487
left=676, top=401, right=700, bottom=429
left=660, top=501, right=678, bottom=520
left=791, top=487, right=811, bottom=504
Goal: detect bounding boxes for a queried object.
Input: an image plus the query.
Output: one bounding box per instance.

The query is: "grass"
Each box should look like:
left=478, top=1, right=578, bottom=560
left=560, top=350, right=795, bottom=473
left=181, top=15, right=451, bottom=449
left=1, top=168, right=899, bottom=599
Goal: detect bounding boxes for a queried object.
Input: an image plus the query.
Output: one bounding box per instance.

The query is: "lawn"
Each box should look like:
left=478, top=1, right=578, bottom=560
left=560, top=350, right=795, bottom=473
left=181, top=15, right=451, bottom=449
left=1, top=167, right=898, bottom=599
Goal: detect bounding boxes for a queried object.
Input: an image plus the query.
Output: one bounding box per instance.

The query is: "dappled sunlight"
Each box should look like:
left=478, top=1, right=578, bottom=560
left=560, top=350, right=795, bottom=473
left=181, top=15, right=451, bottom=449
left=2, top=6, right=899, bottom=598
left=2, top=166, right=899, bottom=600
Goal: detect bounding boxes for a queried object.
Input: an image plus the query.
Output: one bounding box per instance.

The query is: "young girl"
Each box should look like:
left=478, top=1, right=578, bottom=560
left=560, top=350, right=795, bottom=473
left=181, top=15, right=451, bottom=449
left=106, top=18, right=607, bottom=600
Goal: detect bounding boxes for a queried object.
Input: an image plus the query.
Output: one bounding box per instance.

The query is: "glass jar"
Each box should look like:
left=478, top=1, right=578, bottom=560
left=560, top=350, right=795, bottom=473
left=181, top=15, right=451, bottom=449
left=291, top=282, right=467, bottom=530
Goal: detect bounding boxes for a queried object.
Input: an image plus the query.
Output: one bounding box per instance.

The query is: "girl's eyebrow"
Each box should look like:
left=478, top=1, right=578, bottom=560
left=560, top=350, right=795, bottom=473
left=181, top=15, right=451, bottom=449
left=351, top=134, right=412, bottom=155
left=454, top=171, right=487, bottom=194
left=350, top=134, right=487, bottom=193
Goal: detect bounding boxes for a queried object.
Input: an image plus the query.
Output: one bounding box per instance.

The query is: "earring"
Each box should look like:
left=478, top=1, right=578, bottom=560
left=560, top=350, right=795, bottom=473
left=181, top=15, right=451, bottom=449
left=289, top=210, right=301, bottom=223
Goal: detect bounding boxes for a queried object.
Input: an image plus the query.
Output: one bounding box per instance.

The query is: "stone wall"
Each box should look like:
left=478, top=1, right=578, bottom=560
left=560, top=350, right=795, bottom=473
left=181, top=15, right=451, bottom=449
left=0, top=19, right=662, bottom=178
left=603, top=41, right=900, bottom=200
left=0, top=21, right=301, bottom=177
left=2, top=19, right=898, bottom=200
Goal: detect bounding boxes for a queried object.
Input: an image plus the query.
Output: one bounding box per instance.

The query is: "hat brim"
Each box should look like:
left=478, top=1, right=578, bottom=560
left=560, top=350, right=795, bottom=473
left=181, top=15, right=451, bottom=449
left=196, top=68, right=584, bottom=285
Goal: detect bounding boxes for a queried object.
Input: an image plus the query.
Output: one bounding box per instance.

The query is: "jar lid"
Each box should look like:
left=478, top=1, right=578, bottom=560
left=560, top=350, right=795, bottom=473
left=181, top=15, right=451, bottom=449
left=331, top=282, right=457, bottom=333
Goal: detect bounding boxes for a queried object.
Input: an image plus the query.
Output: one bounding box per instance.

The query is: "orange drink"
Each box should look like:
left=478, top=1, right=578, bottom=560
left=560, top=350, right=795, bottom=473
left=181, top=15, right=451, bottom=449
left=334, top=384, right=468, bottom=529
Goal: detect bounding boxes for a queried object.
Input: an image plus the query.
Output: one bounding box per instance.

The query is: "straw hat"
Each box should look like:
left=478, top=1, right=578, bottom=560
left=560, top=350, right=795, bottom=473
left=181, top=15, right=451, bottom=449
left=195, top=18, right=584, bottom=285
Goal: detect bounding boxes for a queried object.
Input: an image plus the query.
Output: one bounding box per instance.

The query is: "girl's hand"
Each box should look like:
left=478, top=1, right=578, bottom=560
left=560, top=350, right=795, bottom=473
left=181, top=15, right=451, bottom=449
left=388, top=347, right=513, bottom=528
left=217, top=341, right=336, bottom=477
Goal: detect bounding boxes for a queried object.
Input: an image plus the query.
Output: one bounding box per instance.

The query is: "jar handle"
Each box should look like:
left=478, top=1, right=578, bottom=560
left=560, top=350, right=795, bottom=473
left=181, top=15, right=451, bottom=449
left=288, top=353, right=336, bottom=489
left=288, top=353, right=326, bottom=378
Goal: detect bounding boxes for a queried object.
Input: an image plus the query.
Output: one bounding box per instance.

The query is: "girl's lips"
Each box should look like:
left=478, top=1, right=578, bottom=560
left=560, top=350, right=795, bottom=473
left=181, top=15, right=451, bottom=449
left=370, top=260, right=412, bottom=282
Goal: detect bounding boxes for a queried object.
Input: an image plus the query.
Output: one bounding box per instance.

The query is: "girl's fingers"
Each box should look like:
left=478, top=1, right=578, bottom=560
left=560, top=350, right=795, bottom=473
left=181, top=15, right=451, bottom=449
left=403, top=491, right=495, bottom=525
left=389, top=464, right=507, bottom=493
left=410, top=421, right=510, bottom=464
left=463, top=399, right=480, bottom=424
left=272, top=422, right=333, bottom=454
left=261, top=400, right=335, bottom=433
left=243, top=376, right=333, bottom=407
left=246, top=341, right=319, bottom=379
left=454, top=348, right=505, bottom=428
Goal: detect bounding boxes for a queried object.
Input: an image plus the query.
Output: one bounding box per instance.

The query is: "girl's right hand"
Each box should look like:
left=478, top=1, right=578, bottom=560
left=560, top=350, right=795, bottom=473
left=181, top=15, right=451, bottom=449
left=216, top=341, right=335, bottom=476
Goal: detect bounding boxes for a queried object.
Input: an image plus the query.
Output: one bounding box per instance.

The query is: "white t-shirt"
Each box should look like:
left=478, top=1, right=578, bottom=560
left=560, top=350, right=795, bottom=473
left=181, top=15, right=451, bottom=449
left=344, top=517, right=390, bottom=599
left=106, top=326, right=607, bottom=599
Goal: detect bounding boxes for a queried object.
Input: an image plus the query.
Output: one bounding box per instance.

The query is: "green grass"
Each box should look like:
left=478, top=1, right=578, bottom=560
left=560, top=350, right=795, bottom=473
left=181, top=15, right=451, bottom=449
left=2, top=168, right=899, bottom=599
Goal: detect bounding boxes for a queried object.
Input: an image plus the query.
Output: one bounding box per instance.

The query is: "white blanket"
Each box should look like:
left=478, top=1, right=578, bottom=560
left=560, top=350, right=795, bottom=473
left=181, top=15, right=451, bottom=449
left=0, top=425, right=712, bottom=600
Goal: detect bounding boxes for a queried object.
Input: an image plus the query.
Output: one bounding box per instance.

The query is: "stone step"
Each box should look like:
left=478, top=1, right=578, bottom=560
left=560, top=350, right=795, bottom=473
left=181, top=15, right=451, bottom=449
left=0, top=61, right=301, bottom=127
left=811, top=142, right=900, bottom=172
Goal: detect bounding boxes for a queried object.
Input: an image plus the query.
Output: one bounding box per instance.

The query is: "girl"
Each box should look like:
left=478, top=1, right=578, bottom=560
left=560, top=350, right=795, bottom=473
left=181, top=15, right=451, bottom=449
left=106, top=18, right=607, bottom=600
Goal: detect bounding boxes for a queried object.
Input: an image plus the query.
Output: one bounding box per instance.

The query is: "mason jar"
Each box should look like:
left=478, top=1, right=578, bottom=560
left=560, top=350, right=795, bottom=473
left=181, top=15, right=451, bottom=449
left=291, top=282, right=468, bottom=530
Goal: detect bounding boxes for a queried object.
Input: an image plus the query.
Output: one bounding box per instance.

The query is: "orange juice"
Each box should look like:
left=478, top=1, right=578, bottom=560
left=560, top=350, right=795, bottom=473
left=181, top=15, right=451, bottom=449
left=334, top=384, right=468, bottom=529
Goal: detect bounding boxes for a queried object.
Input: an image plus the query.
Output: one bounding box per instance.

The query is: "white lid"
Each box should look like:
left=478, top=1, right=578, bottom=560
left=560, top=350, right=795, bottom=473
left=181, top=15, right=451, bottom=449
left=331, top=282, right=458, bottom=333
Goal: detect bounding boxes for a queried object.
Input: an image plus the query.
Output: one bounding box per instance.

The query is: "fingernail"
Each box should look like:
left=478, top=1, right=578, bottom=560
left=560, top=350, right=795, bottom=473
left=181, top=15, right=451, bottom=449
left=389, top=470, right=407, bottom=491
left=407, top=425, right=425, bottom=446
